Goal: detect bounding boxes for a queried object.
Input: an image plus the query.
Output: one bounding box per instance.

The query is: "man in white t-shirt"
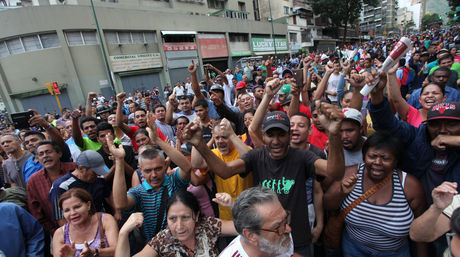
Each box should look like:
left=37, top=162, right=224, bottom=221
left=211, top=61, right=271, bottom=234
left=325, top=61, right=341, bottom=103
left=219, top=187, right=294, bottom=257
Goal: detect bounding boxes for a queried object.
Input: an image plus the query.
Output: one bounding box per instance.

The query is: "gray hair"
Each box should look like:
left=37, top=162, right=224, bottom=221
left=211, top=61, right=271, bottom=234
left=138, top=148, right=165, bottom=167
left=232, top=186, right=279, bottom=237
left=0, top=132, right=21, bottom=141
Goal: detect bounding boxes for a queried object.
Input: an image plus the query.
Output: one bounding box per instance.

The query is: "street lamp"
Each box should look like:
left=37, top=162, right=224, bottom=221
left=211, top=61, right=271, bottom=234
left=268, top=0, right=277, bottom=56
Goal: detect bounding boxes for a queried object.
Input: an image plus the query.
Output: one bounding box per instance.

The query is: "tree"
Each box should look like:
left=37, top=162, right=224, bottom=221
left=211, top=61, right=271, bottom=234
left=448, top=0, right=460, bottom=11
left=311, top=0, right=378, bottom=43
left=421, top=13, right=442, bottom=30
left=404, top=20, right=416, bottom=33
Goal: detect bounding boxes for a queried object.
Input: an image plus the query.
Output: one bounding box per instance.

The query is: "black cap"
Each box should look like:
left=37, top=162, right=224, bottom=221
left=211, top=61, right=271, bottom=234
left=262, top=111, right=290, bottom=133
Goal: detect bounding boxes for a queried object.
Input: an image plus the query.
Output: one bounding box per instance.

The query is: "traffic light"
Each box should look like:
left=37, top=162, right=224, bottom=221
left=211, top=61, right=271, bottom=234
left=45, top=83, right=54, bottom=95
left=52, top=82, right=60, bottom=95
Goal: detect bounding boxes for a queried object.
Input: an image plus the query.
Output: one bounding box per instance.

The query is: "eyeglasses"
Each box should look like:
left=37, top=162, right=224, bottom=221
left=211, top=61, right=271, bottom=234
left=259, top=211, right=291, bottom=236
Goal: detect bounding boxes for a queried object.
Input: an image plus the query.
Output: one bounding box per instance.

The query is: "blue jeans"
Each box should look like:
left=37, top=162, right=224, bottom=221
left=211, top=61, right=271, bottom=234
left=342, top=230, right=410, bottom=257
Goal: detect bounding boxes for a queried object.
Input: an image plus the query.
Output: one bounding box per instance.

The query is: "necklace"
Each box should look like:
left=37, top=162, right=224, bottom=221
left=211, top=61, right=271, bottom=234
left=71, top=216, right=93, bottom=234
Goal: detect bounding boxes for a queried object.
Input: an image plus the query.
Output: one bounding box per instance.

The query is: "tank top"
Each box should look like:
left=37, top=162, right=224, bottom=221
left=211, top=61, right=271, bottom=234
left=342, top=163, right=413, bottom=252
left=64, top=212, right=108, bottom=257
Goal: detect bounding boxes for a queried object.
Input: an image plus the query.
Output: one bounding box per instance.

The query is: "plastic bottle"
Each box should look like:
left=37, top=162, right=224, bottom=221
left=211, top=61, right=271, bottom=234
left=360, top=37, right=411, bottom=96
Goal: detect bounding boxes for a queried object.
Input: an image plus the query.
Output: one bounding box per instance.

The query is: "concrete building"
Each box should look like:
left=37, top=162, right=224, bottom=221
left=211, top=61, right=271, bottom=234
left=360, top=0, right=398, bottom=37
left=0, top=0, right=288, bottom=115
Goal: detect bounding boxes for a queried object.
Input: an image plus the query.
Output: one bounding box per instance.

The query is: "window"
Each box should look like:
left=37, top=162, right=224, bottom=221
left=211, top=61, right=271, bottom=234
left=238, top=1, right=245, bottom=11
left=65, top=31, right=98, bottom=46
left=283, top=6, right=289, bottom=15
left=104, top=31, right=157, bottom=45
left=40, top=33, right=60, bottom=48
left=22, top=35, right=41, bottom=51
left=6, top=38, right=24, bottom=54
left=289, top=33, right=297, bottom=43
left=0, top=42, right=9, bottom=58
left=208, top=0, right=224, bottom=9
left=0, top=32, right=60, bottom=58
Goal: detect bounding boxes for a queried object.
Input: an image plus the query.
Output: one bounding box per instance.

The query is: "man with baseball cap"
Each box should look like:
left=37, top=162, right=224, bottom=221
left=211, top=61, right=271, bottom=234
left=184, top=78, right=345, bottom=256
left=49, top=150, right=111, bottom=225
left=370, top=79, right=460, bottom=206
left=341, top=108, right=366, bottom=167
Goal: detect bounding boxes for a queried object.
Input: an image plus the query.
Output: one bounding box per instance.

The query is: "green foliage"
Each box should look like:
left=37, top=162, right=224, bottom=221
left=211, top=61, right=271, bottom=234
left=421, top=13, right=442, bottom=30
left=311, top=0, right=378, bottom=42
left=448, top=0, right=460, bottom=11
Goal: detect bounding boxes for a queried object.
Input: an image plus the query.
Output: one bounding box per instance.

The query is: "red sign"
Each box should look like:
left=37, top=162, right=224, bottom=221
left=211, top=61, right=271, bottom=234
left=163, top=42, right=197, bottom=51
left=199, top=38, right=228, bottom=59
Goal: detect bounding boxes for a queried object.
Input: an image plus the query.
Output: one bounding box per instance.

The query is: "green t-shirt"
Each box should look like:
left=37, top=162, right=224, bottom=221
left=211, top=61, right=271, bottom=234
left=429, top=62, right=460, bottom=75
left=78, top=137, right=121, bottom=151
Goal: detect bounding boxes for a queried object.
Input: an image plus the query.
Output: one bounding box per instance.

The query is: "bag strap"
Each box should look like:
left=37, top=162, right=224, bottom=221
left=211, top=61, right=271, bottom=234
left=155, top=187, right=169, bottom=234
left=98, top=212, right=106, bottom=248
left=339, top=170, right=393, bottom=219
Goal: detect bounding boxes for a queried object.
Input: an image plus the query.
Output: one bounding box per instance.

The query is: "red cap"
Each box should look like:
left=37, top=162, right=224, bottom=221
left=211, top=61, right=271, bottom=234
left=236, top=81, right=246, bottom=90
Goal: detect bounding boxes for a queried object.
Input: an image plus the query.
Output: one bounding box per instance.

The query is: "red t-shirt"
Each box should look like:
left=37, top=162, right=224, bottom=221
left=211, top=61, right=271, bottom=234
left=308, top=124, right=328, bottom=150
left=127, top=125, right=166, bottom=151
left=274, top=102, right=312, bottom=118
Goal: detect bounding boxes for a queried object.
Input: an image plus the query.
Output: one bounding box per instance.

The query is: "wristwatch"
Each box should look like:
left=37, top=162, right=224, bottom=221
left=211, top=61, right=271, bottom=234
left=93, top=249, right=99, bottom=257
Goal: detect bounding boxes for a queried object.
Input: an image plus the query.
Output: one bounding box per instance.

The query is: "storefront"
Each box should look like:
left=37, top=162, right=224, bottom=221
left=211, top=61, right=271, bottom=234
left=198, top=33, right=229, bottom=72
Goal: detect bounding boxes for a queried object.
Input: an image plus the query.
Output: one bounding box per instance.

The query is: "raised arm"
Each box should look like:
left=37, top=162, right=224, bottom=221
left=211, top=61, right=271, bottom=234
left=347, top=74, right=366, bottom=110
left=188, top=60, right=204, bottom=101
left=107, top=135, right=135, bottom=210
left=288, top=81, right=301, bottom=118
left=248, top=78, right=282, bottom=148
left=206, top=64, right=228, bottom=85
left=115, top=92, right=133, bottom=136
left=70, top=109, right=84, bottom=149
left=313, top=102, right=345, bottom=180
left=221, top=118, right=250, bottom=156
left=165, top=94, right=178, bottom=126
left=410, top=182, right=457, bottom=242
left=147, top=112, right=191, bottom=182
left=266, top=56, right=274, bottom=79
left=86, top=92, right=97, bottom=117
left=313, top=64, right=333, bottom=101
left=183, top=122, right=245, bottom=179
left=29, top=110, right=67, bottom=153
left=387, top=63, right=410, bottom=119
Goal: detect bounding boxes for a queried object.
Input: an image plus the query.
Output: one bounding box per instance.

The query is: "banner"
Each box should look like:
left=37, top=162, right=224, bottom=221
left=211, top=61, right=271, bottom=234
left=110, top=53, right=162, bottom=72
left=199, top=38, right=228, bottom=58
left=163, top=42, right=197, bottom=51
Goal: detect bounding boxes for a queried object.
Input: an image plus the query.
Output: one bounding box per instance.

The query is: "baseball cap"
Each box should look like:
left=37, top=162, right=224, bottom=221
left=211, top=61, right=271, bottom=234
left=420, top=51, right=429, bottom=57
left=76, top=150, right=110, bottom=176
left=426, top=102, right=460, bottom=122
left=342, top=108, right=363, bottom=126
left=278, top=84, right=291, bottom=95
left=236, top=81, right=247, bottom=90
left=282, top=69, right=294, bottom=78
left=262, top=111, right=290, bottom=133
left=281, top=95, right=292, bottom=106
left=210, top=84, right=224, bottom=93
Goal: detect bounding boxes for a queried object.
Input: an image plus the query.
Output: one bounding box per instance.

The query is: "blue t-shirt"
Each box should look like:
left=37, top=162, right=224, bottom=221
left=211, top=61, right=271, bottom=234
left=127, top=169, right=188, bottom=241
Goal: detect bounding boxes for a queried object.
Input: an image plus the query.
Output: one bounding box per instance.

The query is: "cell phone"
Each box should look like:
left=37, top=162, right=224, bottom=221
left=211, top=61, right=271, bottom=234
left=11, top=111, right=34, bottom=130
left=293, top=69, right=304, bottom=88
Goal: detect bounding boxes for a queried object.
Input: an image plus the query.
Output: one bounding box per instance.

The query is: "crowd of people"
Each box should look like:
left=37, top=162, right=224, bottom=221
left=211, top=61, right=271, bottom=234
left=0, top=28, right=460, bottom=257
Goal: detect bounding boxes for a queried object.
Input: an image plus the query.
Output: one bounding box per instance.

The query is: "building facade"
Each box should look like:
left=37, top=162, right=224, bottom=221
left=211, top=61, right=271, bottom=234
left=0, top=0, right=288, bottom=115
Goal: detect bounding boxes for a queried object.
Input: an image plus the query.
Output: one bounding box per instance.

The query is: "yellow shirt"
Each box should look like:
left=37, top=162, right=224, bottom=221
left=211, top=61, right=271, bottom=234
left=204, top=148, right=253, bottom=220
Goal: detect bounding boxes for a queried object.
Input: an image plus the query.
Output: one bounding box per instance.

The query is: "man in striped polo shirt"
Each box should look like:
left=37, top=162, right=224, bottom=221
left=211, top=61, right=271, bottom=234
left=111, top=119, right=192, bottom=243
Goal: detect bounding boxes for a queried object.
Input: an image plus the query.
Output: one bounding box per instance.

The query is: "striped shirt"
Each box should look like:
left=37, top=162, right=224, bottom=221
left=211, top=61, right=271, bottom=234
left=342, top=164, right=414, bottom=252
left=127, top=168, right=188, bottom=241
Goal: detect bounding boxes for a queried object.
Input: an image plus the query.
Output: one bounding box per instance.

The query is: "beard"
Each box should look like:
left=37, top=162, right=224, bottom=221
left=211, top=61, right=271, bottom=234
left=258, top=233, right=292, bottom=256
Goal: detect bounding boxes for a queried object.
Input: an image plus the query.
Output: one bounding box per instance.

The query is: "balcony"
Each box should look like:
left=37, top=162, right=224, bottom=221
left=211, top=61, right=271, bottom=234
left=209, top=9, right=249, bottom=20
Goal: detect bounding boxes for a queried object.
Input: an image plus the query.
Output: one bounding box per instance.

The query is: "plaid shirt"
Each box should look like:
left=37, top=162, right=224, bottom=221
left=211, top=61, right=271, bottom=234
left=27, top=162, right=76, bottom=234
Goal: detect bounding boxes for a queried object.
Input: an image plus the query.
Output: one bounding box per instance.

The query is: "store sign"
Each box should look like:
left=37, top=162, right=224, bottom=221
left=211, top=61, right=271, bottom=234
left=252, top=38, right=288, bottom=52
left=199, top=38, right=228, bottom=58
left=110, top=53, right=162, bottom=72
left=163, top=43, right=197, bottom=51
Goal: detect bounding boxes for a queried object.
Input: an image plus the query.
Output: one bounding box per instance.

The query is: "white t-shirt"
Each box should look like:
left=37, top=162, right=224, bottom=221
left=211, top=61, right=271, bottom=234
left=326, top=73, right=341, bottom=102
left=219, top=235, right=294, bottom=257
left=223, top=82, right=233, bottom=106
left=173, top=86, right=185, bottom=96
